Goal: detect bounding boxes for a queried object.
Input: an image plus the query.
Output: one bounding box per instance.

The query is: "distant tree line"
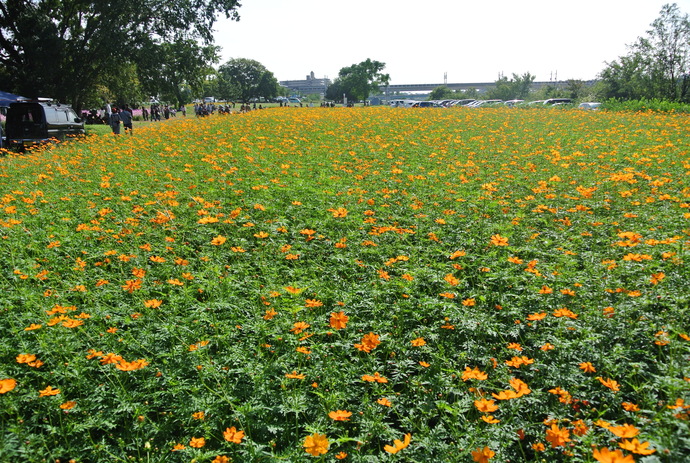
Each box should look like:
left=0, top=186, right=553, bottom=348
left=1, top=2, right=687, bottom=109
left=0, top=0, right=242, bottom=110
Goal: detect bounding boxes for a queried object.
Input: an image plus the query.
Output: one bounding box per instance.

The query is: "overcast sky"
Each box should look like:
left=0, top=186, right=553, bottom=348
left=212, top=0, right=690, bottom=85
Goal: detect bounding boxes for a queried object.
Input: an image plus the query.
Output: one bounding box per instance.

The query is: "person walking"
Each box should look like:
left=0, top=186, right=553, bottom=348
left=109, top=107, right=121, bottom=135
left=120, top=106, right=133, bottom=135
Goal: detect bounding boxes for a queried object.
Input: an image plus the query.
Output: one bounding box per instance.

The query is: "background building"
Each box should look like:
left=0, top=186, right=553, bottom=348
left=279, top=71, right=331, bottom=96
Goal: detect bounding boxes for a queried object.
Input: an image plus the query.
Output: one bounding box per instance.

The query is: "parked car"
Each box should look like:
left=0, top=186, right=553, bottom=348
left=411, top=101, right=441, bottom=108
left=504, top=99, right=525, bottom=107
left=466, top=100, right=503, bottom=107
left=543, top=98, right=573, bottom=106
left=578, top=102, right=602, bottom=110
left=5, top=101, right=84, bottom=150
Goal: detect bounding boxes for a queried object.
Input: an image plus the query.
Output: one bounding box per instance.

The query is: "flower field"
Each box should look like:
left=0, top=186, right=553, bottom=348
left=0, top=106, right=689, bottom=462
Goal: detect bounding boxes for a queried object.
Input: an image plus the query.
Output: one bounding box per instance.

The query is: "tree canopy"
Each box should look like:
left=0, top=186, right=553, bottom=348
left=486, top=72, right=536, bottom=100
left=326, top=59, right=389, bottom=102
left=0, top=0, right=241, bottom=109
left=216, top=58, right=280, bottom=103
left=599, top=3, right=690, bottom=102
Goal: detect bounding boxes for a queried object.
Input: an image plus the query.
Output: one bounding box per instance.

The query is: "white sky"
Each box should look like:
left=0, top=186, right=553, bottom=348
left=212, top=0, right=690, bottom=84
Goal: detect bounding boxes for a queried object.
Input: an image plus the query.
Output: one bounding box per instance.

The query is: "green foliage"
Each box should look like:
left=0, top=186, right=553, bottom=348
left=598, top=3, right=690, bottom=102
left=486, top=72, right=535, bottom=100
left=0, top=107, right=689, bottom=462
left=326, top=59, right=390, bottom=102
left=217, top=58, right=280, bottom=103
left=602, top=97, right=690, bottom=112
left=0, top=0, right=241, bottom=110
left=137, top=40, right=220, bottom=107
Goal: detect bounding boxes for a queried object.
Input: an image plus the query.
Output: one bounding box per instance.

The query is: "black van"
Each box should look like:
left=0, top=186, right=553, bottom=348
left=5, top=101, right=85, bottom=150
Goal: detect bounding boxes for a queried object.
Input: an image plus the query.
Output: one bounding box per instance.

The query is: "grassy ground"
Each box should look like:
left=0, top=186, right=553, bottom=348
left=0, top=106, right=688, bottom=462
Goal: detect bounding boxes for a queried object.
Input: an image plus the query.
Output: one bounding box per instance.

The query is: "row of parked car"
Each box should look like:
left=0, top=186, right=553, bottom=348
left=390, top=98, right=602, bottom=110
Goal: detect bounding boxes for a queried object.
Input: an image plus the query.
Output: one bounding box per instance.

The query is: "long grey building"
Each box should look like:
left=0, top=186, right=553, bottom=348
left=279, top=71, right=331, bottom=95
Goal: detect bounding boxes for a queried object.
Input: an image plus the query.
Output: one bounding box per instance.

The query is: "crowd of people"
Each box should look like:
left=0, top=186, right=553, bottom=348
left=87, top=99, right=323, bottom=135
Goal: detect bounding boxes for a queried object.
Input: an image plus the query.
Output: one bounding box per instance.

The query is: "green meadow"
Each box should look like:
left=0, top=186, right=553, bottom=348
left=0, top=107, right=688, bottom=462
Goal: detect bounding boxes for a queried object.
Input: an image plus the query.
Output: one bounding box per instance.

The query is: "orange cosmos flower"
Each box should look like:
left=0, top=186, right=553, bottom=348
left=60, top=401, right=76, bottom=410
left=538, top=285, right=553, bottom=294
left=0, top=378, right=17, bottom=394
left=462, top=298, right=476, bottom=306
left=223, top=426, right=245, bottom=443
left=526, top=312, right=547, bottom=321
left=144, top=299, right=163, bottom=308
left=505, top=356, right=534, bottom=368
left=296, top=346, right=311, bottom=355
left=305, top=299, right=323, bottom=307
left=24, top=323, right=42, bottom=331
left=553, top=307, right=578, bottom=318
left=99, top=353, right=123, bottom=365
left=384, top=433, right=411, bottom=454
left=622, top=402, right=640, bottom=412
left=592, top=447, right=635, bottom=463
left=285, top=371, right=306, bottom=379
left=377, top=397, right=392, bottom=407
left=121, top=279, right=142, bottom=293
left=545, top=423, right=571, bottom=448
left=328, top=410, right=352, bottom=421
left=572, top=419, right=589, bottom=436
left=490, top=234, right=509, bottom=246
left=329, top=311, right=348, bottom=330
left=411, top=337, right=426, bottom=346
left=579, top=362, right=596, bottom=373
left=212, top=456, right=231, bottom=463
left=449, top=249, right=466, bottom=259
left=335, top=451, right=348, bottom=460
left=474, top=398, right=499, bottom=413
left=607, top=423, right=639, bottom=438
left=329, top=207, right=348, bottom=217
left=618, top=438, right=656, bottom=455
left=462, top=366, right=488, bottom=381
left=354, top=332, right=381, bottom=353
left=492, top=389, right=518, bottom=400
left=510, top=378, right=531, bottom=396
left=303, top=433, right=329, bottom=456
left=263, top=308, right=277, bottom=320
left=211, top=235, right=226, bottom=246
left=481, top=415, right=500, bottom=424
left=284, top=286, right=302, bottom=294
left=444, top=273, right=460, bottom=286
left=290, top=321, right=310, bottom=334
left=115, top=359, right=149, bottom=371
left=16, top=353, right=37, bottom=364
left=650, top=272, right=665, bottom=285
left=361, top=372, right=388, bottom=383
left=39, top=385, right=60, bottom=397
left=189, top=437, right=205, bottom=448
left=471, top=446, right=495, bottom=463
left=597, top=376, right=621, bottom=392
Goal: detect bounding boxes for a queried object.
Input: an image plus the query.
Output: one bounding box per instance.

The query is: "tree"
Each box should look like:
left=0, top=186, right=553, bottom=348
left=428, top=86, right=456, bottom=100
left=137, top=40, right=219, bottom=107
left=599, top=3, right=690, bottom=102
left=216, top=58, right=280, bottom=102
left=486, top=72, right=535, bottom=100
left=0, top=0, right=241, bottom=110
left=326, top=59, right=389, bottom=103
